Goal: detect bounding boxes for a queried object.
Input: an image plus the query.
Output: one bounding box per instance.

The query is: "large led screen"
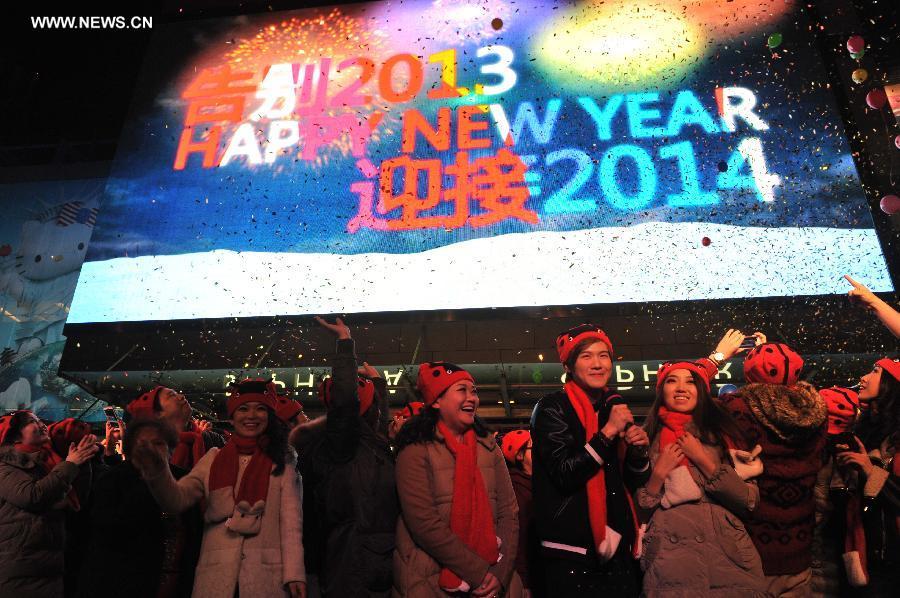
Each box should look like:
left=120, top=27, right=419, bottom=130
left=68, top=0, right=894, bottom=323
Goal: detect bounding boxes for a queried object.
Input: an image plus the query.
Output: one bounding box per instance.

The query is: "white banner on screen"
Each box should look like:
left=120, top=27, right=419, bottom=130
left=67, top=223, right=893, bottom=323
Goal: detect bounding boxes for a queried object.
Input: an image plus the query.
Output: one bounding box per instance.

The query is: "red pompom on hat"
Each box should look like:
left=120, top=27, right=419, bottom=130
left=501, top=429, right=531, bottom=464
left=819, top=387, right=860, bottom=435
left=227, top=378, right=278, bottom=417
left=743, top=342, right=804, bottom=386
left=127, top=386, right=164, bottom=419
left=656, top=360, right=718, bottom=392
left=396, top=401, right=425, bottom=419
left=876, top=357, right=900, bottom=382
left=47, top=418, right=92, bottom=458
left=556, top=324, right=614, bottom=364
left=318, top=376, right=377, bottom=416
left=417, top=362, right=475, bottom=406
left=274, top=393, right=303, bottom=423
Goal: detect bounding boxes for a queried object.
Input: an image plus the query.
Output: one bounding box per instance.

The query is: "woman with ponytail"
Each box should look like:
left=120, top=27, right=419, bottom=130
left=393, top=362, right=522, bottom=597
left=132, top=379, right=306, bottom=598
left=638, top=361, right=766, bottom=597
left=0, top=410, right=98, bottom=597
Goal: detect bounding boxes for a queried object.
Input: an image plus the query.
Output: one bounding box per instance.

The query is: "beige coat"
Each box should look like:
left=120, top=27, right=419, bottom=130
left=637, top=438, right=767, bottom=597
left=393, top=430, right=523, bottom=597
left=145, top=447, right=305, bottom=598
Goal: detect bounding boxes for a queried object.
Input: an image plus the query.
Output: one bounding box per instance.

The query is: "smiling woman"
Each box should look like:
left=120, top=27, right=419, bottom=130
left=392, top=362, right=524, bottom=597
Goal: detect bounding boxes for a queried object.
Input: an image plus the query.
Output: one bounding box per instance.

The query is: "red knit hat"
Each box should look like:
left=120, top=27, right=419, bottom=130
left=0, top=410, right=39, bottom=445
left=876, top=357, right=900, bottom=382
left=227, top=378, right=278, bottom=417
left=395, top=401, right=425, bottom=419
left=47, top=418, right=92, bottom=458
left=819, top=387, right=860, bottom=435
left=416, top=362, right=475, bottom=406
left=274, top=393, right=303, bottom=423
left=127, top=386, right=164, bottom=419
left=743, top=343, right=804, bottom=386
left=318, top=376, right=377, bottom=416
left=656, top=360, right=718, bottom=392
left=501, top=429, right=531, bottom=464
left=556, top=324, right=613, bottom=364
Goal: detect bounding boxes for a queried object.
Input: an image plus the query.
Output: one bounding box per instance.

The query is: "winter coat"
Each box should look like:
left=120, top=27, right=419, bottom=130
left=530, top=389, right=650, bottom=561
left=718, top=381, right=826, bottom=576
left=297, top=338, right=399, bottom=597
left=636, top=434, right=766, bottom=597
left=0, top=445, right=81, bottom=598
left=508, top=467, right=542, bottom=594
left=77, top=461, right=203, bottom=598
left=392, top=429, right=522, bottom=597
left=144, top=446, right=305, bottom=598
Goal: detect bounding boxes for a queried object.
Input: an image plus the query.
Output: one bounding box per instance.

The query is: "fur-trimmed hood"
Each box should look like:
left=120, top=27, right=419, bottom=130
left=741, top=381, right=826, bottom=443
left=0, top=445, right=42, bottom=470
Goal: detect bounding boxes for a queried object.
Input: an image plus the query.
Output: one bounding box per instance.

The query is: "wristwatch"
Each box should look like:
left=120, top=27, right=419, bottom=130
left=708, top=352, right=726, bottom=365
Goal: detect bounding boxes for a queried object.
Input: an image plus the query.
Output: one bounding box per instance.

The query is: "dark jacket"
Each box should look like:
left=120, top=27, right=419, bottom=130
left=297, top=339, right=399, bottom=597
left=530, top=389, right=650, bottom=562
left=508, top=467, right=541, bottom=593
left=0, top=446, right=81, bottom=598
left=718, top=382, right=826, bottom=576
left=77, top=461, right=203, bottom=598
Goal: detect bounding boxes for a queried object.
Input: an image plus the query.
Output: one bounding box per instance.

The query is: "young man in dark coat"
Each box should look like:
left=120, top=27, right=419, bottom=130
left=531, top=324, right=650, bottom=597
left=294, top=317, right=398, bottom=597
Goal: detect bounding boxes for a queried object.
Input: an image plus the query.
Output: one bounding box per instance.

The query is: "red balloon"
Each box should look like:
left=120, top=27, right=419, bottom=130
left=847, top=35, right=865, bottom=54
left=866, top=88, right=887, bottom=110
left=0, top=245, right=10, bottom=257
left=880, top=194, right=900, bottom=215
left=701, top=236, right=712, bottom=247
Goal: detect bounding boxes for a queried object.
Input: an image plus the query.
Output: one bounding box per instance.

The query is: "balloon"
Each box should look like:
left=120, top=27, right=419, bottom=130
left=718, top=384, right=739, bottom=397
left=767, top=33, right=782, bottom=49
left=851, top=68, right=868, bottom=84
left=847, top=35, right=865, bottom=54
left=880, top=194, right=900, bottom=215
left=491, top=18, right=503, bottom=31
left=895, top=135, right=900, bottom=150
left=866, top=88, right=887, bottom=110
left=0, top=245, right=10, bottom=257
left=850, top=49, right=865, bottom=60
left=702, top=236, right=712, bottom=247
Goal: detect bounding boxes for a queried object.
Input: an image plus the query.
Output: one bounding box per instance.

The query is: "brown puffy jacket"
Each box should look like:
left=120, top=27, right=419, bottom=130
left=0, top=446, right=80, bottom=598
left=393, top=429, right=524, bottom=597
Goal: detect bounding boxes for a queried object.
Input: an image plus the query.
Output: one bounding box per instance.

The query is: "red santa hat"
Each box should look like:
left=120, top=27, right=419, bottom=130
left=743, top=343, right=804, bottom=386
left=416, top=362, right=474, bottom=406
left=875, top=357, right=900, bottom=382
left=556, top=324, right=614, bottom=364
left=47, top=418, right=92, bottom=458
left=274, top=393, right=303, bottom=423
left=501, top=429, right=531, bottom=464
left=127, top=386, right=164, bottom=419
left=395, top=401, right=425, bottom=419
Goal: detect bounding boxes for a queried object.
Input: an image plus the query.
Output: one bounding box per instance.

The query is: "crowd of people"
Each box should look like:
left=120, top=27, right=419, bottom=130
left=0, top=277, right=898, bottom=598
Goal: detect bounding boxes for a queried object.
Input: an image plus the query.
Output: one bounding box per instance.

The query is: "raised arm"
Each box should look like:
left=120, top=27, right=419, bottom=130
left=845, top=275, right=900, bottom=338
left=136, top=445, right=211, bottom=513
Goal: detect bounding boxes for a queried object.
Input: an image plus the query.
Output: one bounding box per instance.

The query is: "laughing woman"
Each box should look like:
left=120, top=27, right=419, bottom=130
left=393, top=362, right=522, bottom=598
left=133, top=379, right=306, bottom=598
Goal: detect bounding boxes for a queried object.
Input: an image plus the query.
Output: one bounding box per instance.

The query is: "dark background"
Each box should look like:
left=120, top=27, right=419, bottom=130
left=1, top=0, right=898, bottom=417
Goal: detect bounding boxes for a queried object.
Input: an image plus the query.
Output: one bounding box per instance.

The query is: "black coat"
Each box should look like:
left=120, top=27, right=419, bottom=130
left=530, top=389, right=649, bottom=562
left=298, top=339, right=399, bottom=597
left=76, top=461, right=202, bottom=598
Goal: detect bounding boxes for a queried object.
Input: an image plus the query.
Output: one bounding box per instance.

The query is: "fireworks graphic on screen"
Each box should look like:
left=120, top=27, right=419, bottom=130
left=220, top=8, right=398, bottom=167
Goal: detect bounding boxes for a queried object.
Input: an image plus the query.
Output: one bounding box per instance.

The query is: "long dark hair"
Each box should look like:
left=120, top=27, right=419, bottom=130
left=1, top=410, right=37, bottom=445
left=643, top=370, right=746, bottom=452
left=395, top=406, right=491, bottom=452
left=260, top=409, right=288, bottom=476
left=857, top=367, right=900, bottom=450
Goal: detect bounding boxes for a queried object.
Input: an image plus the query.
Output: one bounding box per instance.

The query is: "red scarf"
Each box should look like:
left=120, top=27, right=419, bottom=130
left=564, top=381, right=641, bottom=557
left=171, top=421, right=207, bottom=470
left=657, top=407, right=693, bottom=467
left=14, top=442, right=80, bottom=510
left=436, top=421, right=499, bottom=591
left=208, top=435, right=272, bottom=507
